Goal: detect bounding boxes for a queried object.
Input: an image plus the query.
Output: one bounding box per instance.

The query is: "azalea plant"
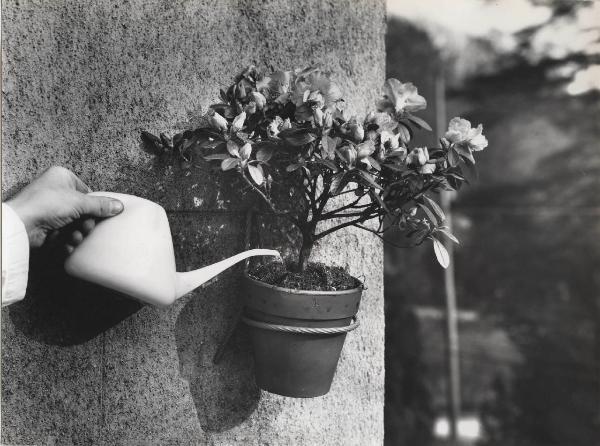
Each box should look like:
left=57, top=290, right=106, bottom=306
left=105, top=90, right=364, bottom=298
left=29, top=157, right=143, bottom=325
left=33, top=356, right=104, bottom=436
left=141, top=66, right=487, bottom=272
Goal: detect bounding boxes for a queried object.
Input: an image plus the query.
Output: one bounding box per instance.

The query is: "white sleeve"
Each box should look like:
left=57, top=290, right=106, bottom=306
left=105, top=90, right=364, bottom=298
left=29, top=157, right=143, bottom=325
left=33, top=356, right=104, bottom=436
left=2, top=203, right=30, bottom=306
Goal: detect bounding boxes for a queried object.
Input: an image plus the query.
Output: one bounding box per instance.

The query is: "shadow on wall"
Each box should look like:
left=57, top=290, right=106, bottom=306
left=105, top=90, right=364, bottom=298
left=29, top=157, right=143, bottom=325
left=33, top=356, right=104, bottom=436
left=174, top=277, right=261, bottom=432
left=8, top=233, right=143, bottom=347
left=4, top=164, right=262, bottom=431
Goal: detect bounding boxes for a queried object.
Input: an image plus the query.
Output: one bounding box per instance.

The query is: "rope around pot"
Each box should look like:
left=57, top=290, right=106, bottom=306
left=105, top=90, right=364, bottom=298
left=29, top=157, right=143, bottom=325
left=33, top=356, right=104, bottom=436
left=241, top=316, right=360, bottom=335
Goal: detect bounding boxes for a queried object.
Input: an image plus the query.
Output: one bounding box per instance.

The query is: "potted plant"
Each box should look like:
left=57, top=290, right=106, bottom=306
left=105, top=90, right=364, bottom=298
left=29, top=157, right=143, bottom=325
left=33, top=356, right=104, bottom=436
left=141, top=66, right=487, bottom=397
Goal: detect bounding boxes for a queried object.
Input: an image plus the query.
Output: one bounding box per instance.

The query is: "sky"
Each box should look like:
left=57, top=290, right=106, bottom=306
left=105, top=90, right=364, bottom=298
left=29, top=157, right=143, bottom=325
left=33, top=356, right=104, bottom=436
left=387, top=0, right=600, bottom=94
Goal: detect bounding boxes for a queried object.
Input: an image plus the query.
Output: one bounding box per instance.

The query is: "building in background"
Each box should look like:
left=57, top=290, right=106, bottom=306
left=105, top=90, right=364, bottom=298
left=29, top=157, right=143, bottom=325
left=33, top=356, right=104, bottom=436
left=385, top=1, right=600, bottom=445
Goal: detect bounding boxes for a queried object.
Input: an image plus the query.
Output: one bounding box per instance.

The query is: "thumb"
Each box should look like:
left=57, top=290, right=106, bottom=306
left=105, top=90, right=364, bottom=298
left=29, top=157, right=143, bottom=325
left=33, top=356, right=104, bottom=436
left=77, top=194, right=124, bottom=218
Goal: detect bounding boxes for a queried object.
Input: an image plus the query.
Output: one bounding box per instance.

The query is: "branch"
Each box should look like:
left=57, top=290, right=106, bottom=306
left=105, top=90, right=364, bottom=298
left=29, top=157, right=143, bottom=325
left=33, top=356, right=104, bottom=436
left=321, top=209, right=375, bottom=219
left=314, top=213, right=378, bottom=241
left=353, top=224, right=421, bottom=248
left=301, top=168, right=318, bottom=217
left=319, top=195, right=368, bottom=220
left=316, top=173, right=331, bottom=214
left=241, top=171, right=299, bottom=225
left=331, top=187, right=361, bottom=197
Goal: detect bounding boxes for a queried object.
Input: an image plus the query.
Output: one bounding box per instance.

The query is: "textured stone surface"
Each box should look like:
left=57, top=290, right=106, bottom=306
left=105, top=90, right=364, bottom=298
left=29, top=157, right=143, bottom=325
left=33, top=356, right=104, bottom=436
left=1, top=0, right=386, bottom=444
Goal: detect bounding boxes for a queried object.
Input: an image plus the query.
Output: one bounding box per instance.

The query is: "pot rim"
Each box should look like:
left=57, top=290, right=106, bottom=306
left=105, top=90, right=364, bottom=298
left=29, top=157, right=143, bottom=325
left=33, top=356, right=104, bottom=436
left=243, top=272, right=364, bottom=296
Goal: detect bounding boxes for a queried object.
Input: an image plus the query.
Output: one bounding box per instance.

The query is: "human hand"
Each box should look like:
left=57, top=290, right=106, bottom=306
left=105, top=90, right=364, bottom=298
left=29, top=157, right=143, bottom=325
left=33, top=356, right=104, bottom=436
left=6, top=166, right=124, bottom=250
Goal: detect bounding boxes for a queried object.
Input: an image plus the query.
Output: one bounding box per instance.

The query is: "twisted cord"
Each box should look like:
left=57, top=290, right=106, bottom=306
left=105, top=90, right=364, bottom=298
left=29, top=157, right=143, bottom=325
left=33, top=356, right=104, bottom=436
left=241, top=316, right=359, bottom=335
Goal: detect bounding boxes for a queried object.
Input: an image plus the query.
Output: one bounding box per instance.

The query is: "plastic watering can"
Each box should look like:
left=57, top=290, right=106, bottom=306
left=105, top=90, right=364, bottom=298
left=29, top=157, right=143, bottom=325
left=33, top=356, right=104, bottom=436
left=64, top=192, right=279, bottom=307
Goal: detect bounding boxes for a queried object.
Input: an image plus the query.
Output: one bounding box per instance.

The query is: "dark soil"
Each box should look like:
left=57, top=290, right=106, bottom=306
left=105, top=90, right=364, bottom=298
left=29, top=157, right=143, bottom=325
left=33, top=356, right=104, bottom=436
left=248, top=261, right=360, bottom=291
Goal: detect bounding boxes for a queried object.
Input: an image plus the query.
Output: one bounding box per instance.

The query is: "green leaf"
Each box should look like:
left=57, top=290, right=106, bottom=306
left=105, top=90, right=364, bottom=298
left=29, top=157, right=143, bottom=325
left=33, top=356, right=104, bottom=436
left=330, top=172, right=347, bottom=194
left=407, top=114, right=433, bottom=131
left=248, top=164, right=264, bottom=185
left=432, top=237, right=450, bottom=269
left=140, top=131, right=164, bottom=155
left=279, top=128, right=317, bottom=146
left=203, top=153, right=229, bottom=161
left=159, top=133, right=172, bottom=149
left=321, top=135, right=337, bottom=160
left=256, top=146, right=274, bottom=162
left=448, top=147, right=460, bottom=167
left=460, top=150, right=476, bottom=165
left=199, top=139, right=224, bottom=149
left=367, top=156, right=381, bottom=171
left=370, top=190, right=390, bottom=213
left=382, top=162, right=408, bottom=172
left=423, top=196, right=445, bottom=223
left=227, top=140, right=240, bottom=157
left=221, top=158, right=239, bottom=171
left=418, top=203, right=438, bottom=226
left=396, top=123, right=411, bottom=143
left=286, top=163, right=301, bottom=172
left=454, top=145, right=476, bottom=165
left=220, top=89, right=229, bottom=103
left=314, top=157, right=339, bottom=172
left=357, top=170, right=383, bottom=190
left=436, top=228, right=459, bottom=244
left=210, top=103, right=236, bottom=119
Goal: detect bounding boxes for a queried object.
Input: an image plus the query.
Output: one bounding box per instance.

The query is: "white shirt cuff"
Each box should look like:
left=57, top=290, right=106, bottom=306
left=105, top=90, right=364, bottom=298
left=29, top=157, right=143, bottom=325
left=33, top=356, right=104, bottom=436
left=2, top=203, right=30, bottom=306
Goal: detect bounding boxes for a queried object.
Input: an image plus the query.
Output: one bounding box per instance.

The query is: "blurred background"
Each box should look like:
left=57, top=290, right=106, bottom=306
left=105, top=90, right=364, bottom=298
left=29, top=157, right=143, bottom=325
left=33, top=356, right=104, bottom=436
left=383, top=1, right=600, bottom=445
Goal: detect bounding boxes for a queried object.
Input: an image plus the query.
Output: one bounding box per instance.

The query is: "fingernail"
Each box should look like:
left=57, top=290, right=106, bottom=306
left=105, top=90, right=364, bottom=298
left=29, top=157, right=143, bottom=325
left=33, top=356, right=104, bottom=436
left=110, top=200, right=124, bottom=215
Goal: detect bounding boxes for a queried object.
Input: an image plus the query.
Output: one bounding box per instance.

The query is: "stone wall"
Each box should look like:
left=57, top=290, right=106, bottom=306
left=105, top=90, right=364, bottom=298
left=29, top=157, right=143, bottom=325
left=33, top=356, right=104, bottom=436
left=1, top=1, right=385, bottom=444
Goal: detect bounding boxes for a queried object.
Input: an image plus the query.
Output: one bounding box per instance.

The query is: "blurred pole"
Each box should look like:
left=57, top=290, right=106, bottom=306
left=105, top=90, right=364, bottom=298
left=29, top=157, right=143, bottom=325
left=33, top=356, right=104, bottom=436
left=436, top=69, right=461, bottom=443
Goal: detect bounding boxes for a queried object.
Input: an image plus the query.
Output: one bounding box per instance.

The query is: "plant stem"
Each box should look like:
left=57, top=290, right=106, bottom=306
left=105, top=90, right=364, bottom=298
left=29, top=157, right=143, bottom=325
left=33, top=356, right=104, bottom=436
left=241, top=171, right=298, bottom=225
left=296, top=228, right=315, bottom=272
left=314, top=214, right=376, bottom=241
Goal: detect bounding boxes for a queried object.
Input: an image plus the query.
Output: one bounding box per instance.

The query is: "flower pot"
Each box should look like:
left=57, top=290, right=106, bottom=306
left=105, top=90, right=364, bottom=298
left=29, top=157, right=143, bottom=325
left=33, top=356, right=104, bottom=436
left=242, top=274, right=363, bottom=398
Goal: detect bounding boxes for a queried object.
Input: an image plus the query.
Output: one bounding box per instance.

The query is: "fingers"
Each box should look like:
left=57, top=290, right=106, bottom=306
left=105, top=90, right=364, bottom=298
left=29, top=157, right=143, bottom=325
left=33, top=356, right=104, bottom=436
left=80, top=218, right=96, bottom=235
left=77, top=194, right=124, bottom=218
left=63, top=218, right=96, bottom=255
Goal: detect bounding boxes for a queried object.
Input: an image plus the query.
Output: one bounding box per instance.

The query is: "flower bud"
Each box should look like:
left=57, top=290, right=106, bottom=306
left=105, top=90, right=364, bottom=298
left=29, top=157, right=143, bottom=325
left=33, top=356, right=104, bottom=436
left=281, top=118, right=292, bottom=130
left=340, top=146, right=357, bottom=165
left=323, top=110, right=333, bottom=129
left=250, top=91, right=267, bottom=110
left=244, top=101, right=257, bottom=114
left=208, top=110, right=228, bottom=132
left=352, top=124, right=365, bottom=142
left=419, top=163, right=436, bottom=174
left=231, top=112, right=246, bottom=133
left=313, top=108, right=324, bottom=127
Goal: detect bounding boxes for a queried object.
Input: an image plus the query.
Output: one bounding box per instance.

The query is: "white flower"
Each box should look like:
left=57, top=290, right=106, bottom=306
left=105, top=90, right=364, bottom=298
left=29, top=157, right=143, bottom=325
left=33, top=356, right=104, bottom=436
left=406, top=147, right=429, bottom=166
left=207, top=110, right=228, bottom=132
left=419, top=163, right=436, bottom=174
left=377, top=79, right=427, bottom=115
left=267, top=116, right=283, bottom=138
left=380, top=131, right=400, bottom=150
left=352, top=124, right=365, bottom=142
left=313, top=108, right=324, bottom=127
left=281, top=118, right=292, bottom=130
left=445, top=117, right=488, bottom=152
left=231, top=112, right=246, bottom=133
left=250, top=92, right=267, bottom=110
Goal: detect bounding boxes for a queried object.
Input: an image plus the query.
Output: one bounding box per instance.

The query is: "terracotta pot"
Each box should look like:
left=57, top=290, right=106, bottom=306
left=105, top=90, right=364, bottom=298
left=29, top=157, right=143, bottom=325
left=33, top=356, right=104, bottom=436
left=242, top=274, right=363, bottom=398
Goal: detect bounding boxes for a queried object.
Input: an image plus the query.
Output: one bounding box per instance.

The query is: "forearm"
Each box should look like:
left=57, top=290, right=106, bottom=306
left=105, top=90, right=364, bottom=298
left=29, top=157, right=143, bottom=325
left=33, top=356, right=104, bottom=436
left=1, top=203, right=30, bottom=306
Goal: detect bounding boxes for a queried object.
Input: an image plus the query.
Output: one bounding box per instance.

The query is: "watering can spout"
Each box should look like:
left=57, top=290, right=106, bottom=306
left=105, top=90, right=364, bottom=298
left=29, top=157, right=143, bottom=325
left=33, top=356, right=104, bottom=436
left=174, top=249, right=280, bottom=299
